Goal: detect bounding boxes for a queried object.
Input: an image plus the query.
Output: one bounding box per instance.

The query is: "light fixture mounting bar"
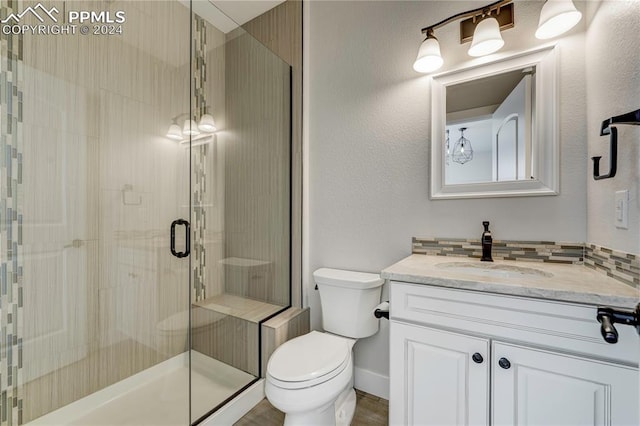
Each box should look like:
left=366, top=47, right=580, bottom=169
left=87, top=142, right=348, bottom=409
left=460, top=3, right=514, bottom=43
left=420, top=0, right=512, bottom=35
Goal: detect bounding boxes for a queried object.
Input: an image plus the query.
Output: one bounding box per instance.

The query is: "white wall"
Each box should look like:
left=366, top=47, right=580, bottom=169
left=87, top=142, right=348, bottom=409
left=585, top=1, right=640, bottom=254
left=306, top=0, right=589, bottom=395
left=445, top=120, right=493, bottom=184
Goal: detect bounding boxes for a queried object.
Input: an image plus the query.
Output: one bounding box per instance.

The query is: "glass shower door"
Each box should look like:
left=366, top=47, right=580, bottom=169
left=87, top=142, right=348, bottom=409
left=187, top=1, right=292, bottom=423
left=2, top=1, right=193, bottom=424
left=1, top=0, right=291, bottom=423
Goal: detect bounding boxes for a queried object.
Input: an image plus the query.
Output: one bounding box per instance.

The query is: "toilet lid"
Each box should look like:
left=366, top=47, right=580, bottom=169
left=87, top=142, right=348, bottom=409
left=268, top=331, right=350, bottom=384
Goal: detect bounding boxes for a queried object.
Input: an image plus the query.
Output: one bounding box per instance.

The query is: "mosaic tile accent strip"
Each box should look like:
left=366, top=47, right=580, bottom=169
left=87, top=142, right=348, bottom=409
left=585, top=244, right=639, bottom=289
left=412, top=237, right=585, bottom=264
left=193, top=15, right=207, bottom=120
left=0, top=0, right=24, bottom=423
left=192, top=15, right=207, bottom=302
left=192, top=144, right=208, bottom=302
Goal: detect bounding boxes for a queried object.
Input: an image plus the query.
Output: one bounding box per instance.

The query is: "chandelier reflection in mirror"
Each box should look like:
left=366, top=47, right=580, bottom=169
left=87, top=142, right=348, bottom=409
left=452, top=127, right=473, bottom=164
left=445, top=129, right=451, bottom=165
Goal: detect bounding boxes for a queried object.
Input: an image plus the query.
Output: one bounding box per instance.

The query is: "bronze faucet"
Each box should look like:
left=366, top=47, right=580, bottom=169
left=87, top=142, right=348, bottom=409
left=481, top=221, right=493, bottom=262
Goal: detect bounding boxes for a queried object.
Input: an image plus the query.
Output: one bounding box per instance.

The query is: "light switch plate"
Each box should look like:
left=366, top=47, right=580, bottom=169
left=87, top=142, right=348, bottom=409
left=614, top=190, right=629, bottom=229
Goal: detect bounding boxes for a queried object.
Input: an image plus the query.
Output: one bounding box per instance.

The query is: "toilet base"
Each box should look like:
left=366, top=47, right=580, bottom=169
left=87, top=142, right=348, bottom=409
left=283, top=402, right=335, bottom=426
left=281, top=387, right=356, bottom=426
left=335, top=388, right=356, bottom=426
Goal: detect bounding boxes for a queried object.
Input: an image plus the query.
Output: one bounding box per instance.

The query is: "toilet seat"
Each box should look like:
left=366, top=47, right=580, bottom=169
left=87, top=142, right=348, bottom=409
left=267, top=331, right=351, bottom=389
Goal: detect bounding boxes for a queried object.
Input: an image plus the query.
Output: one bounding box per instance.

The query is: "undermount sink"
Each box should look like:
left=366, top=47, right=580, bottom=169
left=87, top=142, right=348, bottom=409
left=435, top=261, right=554, bottom=279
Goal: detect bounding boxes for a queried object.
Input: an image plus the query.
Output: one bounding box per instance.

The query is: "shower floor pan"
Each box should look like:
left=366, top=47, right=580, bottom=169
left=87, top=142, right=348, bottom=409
left=28, top=351, right=255, bottom=426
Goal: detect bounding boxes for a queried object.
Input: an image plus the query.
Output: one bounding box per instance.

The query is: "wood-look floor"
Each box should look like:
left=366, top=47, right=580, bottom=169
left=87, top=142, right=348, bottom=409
left=234, top=390, right=389, bottom=426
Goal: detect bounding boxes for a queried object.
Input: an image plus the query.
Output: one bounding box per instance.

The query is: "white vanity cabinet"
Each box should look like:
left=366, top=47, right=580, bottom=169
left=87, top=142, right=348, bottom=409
left=389, top=282, right=639, bottom=426
left=390, top=323, right=490, bottom=425
left=492, top=341, right=638, bottom=426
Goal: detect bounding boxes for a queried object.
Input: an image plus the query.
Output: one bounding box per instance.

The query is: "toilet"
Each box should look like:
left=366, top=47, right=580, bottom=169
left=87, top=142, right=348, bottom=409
left=265, top=268, right=385, bottom=426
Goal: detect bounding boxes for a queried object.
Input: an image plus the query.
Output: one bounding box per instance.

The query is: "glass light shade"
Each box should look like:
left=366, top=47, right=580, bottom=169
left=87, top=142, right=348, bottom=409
left=452, top=128, right=473, bottom=164
left=198, top=114, right=217, bottom=132
left=468, top=16, right=504, bottom=57
left=182, top=119, right=200, bottom=136
left=166, top=124, right=183, bottom=141
left=535, top=0, right=582, bottom=39
left=413, top=36, right=444, bottom=74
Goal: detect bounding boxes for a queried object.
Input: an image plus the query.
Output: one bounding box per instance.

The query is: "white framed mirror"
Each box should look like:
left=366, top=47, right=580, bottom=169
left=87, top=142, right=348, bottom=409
left=430, top=45, right=558, bottom=199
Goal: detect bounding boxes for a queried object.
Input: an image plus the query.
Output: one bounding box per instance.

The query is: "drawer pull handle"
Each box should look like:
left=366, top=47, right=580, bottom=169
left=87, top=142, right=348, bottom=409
left=472, top=353, right=484, bottom=364
left=498, top=357, right=511, bottom=369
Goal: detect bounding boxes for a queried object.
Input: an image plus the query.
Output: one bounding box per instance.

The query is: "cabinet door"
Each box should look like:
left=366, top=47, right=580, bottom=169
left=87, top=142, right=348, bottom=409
left=493, top=341, right=639, bottom=426
left=390, top=322, right=489, bottom=426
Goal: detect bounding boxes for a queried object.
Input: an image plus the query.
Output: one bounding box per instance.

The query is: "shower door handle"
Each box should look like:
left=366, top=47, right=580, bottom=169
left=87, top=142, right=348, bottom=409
left=170, top=219, right=190, bottom=258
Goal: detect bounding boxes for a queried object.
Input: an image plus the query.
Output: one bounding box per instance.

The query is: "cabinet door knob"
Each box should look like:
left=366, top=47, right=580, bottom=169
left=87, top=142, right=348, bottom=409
left=498, top=357, right=511, bottom=369
left=472, top=353, right=484, bottom=364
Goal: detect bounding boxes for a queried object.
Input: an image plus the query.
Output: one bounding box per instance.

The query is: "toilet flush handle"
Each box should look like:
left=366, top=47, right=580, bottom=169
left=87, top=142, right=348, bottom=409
left=374, top=301, right=390, bottom=320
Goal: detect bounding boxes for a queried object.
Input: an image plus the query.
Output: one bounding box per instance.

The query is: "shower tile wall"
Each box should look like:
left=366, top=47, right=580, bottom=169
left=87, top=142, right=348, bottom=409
left=224, top=29, right=291, bottom=307
left=241, top=0, right=303, bottom=308
left=13, top=1, right=196, bottom=422
left=0, top=0, right=24, bottom=423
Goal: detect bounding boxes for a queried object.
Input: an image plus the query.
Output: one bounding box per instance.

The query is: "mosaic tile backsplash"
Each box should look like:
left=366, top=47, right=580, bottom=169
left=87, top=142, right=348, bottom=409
left=412, top=237, right=639, bottom=289
left=585, top=244, right=640, bottom=289
left=413, top=237, right=584, bottom=263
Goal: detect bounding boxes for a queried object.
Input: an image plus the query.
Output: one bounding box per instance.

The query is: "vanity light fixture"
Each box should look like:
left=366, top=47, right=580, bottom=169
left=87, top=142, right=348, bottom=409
left=452, top=127, right=473, bottom=164
left=183, top=119, right=200, bottom=136
left=198, top=114, right=217, bottom=132
left=535, top=0, right=582, bottom=40
left=413, top=0, right=514, bottom=73
left=467, top=12, right=505, bottom=57
left=166, top=123, right=183, bottom=141
left=165, top=112, right=218, bottom=142
left=413, top=29, right=444, bottom=73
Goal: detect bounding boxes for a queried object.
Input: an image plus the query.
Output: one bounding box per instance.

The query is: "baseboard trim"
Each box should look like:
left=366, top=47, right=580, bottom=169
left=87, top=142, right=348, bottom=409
left=354, top=367, right=389, bottom=400
left=200, top=379, right=265, bottom=425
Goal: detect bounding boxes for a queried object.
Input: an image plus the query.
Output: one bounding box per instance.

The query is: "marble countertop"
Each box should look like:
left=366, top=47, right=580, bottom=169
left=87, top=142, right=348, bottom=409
left=381, top=254, right=639, bottom=309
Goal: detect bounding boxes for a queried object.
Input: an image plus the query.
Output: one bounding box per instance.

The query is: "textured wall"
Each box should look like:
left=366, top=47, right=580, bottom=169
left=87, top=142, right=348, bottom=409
left=306, top=0, right=589, bottom=392
left=585, top=0, right=640, bottom=255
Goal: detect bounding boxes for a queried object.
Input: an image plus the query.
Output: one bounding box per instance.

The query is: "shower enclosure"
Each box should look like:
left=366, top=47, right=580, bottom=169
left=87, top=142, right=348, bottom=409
left=0, top=0, right=291, bottom=424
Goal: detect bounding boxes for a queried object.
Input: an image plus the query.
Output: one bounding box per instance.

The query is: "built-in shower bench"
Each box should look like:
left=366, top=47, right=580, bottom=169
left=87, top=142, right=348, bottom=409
left=193, top=293, right=284, bottom=323
left=191, top=293, right=292, bottom=377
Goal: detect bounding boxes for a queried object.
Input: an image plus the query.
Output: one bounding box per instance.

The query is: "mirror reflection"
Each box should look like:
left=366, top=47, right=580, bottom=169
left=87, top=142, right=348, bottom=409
left=444, top=67, right=535, bottom=185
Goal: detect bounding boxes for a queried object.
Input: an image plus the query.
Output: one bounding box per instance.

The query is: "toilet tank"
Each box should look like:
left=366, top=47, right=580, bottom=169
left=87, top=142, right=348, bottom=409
left=314, top=268, right=384, bottom=338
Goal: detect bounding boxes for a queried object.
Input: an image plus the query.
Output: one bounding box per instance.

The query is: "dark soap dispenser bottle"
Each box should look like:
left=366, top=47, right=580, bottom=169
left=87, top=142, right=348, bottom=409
left=481, top=221, right=493, bottom=262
